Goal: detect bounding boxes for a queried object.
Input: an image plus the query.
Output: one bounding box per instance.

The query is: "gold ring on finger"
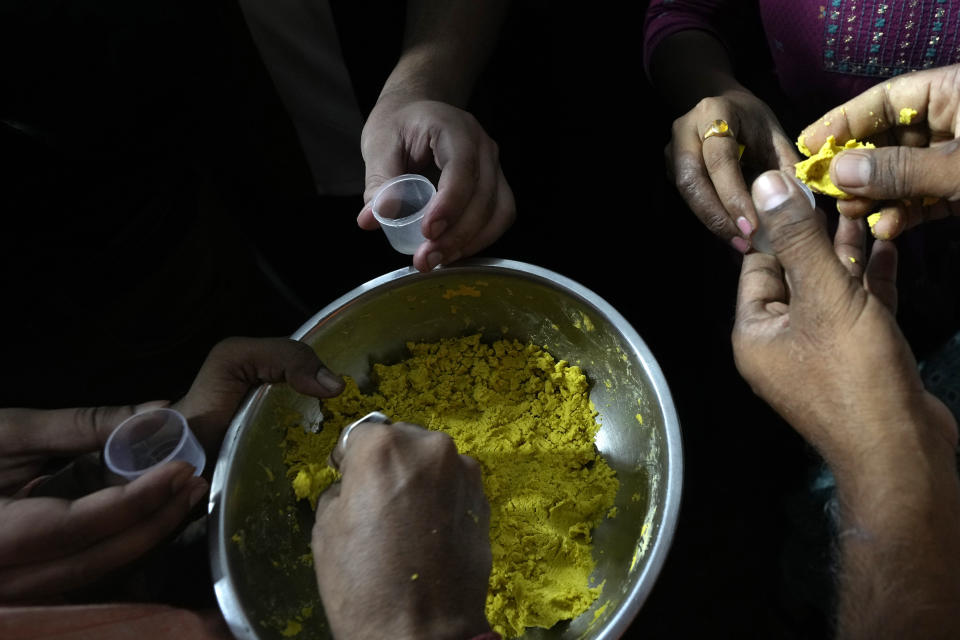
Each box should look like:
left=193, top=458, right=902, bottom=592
left=702, top=119, right=734, bottom=141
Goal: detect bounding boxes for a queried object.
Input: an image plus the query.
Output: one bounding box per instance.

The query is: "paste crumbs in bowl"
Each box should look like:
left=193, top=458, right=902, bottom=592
left=282, top=333, right=620, bottom=638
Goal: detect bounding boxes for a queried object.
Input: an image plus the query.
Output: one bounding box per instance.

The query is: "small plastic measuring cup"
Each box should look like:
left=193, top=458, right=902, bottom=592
left=104, top=407, right=205, bottom=481
left=371, top=174, right=436, bottom=255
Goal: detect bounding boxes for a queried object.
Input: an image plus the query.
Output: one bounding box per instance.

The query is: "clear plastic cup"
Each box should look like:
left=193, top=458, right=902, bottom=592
left=103, top=408, right=206, bottom=481
left=371, top=174, right=436, bottom=255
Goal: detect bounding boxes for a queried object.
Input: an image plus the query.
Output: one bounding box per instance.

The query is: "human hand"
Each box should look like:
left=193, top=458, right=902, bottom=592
left=797, top=64, right=960, bottom=239
left=0, top=338, right=342, bottom=495
left=0, top=337, right=343, bottom=602
left=732, top=170, right=957, bottom=470
left=0, top=460, right=206, bottom=601
left=172, top=336, right=345, bottom=455
left=357, top=94, right=516, bottom=272
left=667, top=88, right=801, bottom=252
left=312, top=420, right=492, bottom=640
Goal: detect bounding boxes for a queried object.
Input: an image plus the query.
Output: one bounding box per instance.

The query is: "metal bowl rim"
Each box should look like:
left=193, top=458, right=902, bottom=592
left=209, top=257, right=683, bottom=640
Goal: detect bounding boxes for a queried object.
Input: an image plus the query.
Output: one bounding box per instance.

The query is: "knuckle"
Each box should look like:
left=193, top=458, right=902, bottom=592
left=703, top=211, right=732, bottom=236
left=670, top=117, right=685, bottom=136
left=673, top=153, right=704, bottom=196
left=693, top=96, right=719, bottom=114
left=426, top=430, right=458, bottom=457
left=703, top=150, right=736, bottom=174
left=882, top=146, right=914, bottom=195
left=768, top=213, right=822, bottom=254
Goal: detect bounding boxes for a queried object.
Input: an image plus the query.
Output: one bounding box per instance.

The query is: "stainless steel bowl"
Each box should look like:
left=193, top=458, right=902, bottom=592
left=209, top=258, right=682, bottom=639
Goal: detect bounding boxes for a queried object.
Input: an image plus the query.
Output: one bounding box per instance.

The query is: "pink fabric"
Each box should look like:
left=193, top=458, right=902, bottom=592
left=645, top=0, right=960, bottom=106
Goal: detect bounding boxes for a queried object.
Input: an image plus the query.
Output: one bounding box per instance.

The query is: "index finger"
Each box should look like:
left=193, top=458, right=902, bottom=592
left=798, top=69, right=952, bottom=151
left=0, top=461, right=200, bottom=565
left=0, top=404, right=166, bottom=458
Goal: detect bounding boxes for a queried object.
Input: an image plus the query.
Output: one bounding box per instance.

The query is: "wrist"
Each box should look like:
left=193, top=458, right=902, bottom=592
left=828, top=409, right=958, bottom=508
left=379, top=45, right=472, bottom=107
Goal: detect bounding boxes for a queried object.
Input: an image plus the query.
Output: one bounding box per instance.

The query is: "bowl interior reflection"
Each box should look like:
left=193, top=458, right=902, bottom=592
left=209, top=259, right=682, bottom=640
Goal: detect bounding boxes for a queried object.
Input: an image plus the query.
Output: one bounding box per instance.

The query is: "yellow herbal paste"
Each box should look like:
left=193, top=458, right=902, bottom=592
left=283, top=334, right=619, bottom=638
left=899, top=107, right=918, bottom=125
left=795, top=135, right=875, bottom=199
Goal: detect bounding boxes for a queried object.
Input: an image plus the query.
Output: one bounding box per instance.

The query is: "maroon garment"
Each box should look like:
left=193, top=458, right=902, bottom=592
left=644, top=0, right=960, bottom=106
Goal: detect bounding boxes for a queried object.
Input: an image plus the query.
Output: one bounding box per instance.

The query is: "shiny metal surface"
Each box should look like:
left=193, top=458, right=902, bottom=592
left=209, top=258, right=683, bottom=640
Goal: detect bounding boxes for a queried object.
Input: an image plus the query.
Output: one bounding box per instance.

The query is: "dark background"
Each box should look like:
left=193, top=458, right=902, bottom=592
left=0, top=1, right=833, bottom=636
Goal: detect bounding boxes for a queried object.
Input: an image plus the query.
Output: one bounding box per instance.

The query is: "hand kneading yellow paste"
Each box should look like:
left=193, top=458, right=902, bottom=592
left=283, top=334, right=619, bottom=638
left=795, top=135, right=875, bottom=198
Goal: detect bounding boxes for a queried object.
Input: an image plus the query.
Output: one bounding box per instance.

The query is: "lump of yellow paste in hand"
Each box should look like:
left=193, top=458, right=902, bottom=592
left=795, top=135, right=875, bottom=199
left=283, top=334, right=619, bottom=639
left=899, top=107, right=918, bottom=125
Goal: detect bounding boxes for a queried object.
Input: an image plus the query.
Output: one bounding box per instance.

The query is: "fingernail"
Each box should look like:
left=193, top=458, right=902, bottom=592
left=753, top=172, right=791, bottom=212
left=427, top=251, right=443, bottom=270
left=833, top=151, right=871, bottom=188
left=430, top=220, right=447, bottom=238
left=736, top=216, right=753, bottom=236
left=731, top=236, right=750, bottom=253
left=315, top=368, right=345, bottom=394
left=189, top=479, right=208, bottom=508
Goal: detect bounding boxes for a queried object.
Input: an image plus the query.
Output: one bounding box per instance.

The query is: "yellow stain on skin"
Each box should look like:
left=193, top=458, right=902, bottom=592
left=849, top=256, right=857, bottom=264
left=898, top=107, right=918, bottom=125
left=867, top=212, right=882, bottom=230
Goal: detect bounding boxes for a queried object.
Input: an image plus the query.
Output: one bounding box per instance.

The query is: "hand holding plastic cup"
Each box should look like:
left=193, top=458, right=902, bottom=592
left=371, top=174, right=436, bottom=255
left=104, top=407, right=206, bottom=481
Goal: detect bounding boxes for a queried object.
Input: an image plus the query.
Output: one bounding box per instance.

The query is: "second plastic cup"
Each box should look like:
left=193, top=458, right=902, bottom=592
left=103, top=407, right=206, bottom=481
left=371, top=174, right=436, bottom=255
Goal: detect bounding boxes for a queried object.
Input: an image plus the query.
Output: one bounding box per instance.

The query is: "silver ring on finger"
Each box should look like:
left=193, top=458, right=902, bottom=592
left=329, top=411, right=392, bottom=471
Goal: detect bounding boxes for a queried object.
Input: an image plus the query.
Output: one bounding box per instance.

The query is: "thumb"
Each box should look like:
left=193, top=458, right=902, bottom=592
left=175, top=337, right=345, bottom=449
left=751, top=171, right=851, bottom=305
left=830, top=141, right=960, bottom=201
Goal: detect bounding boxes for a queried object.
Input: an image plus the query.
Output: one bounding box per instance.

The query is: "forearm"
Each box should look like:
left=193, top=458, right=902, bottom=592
left=830, top=419, right=960, bottom=639
left=378, top=0, right=510, bottom=107
left=647, top=30, right=745, bottom=113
